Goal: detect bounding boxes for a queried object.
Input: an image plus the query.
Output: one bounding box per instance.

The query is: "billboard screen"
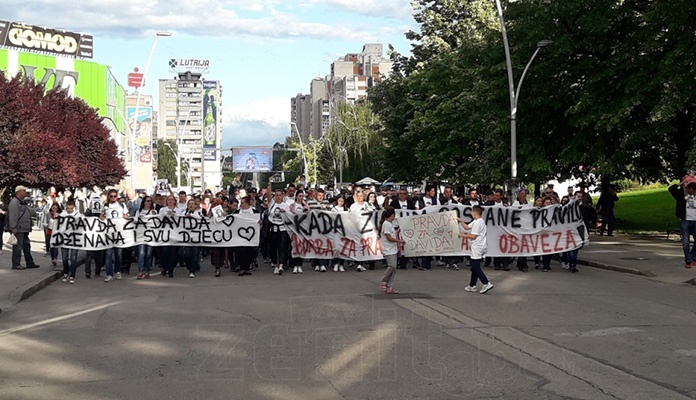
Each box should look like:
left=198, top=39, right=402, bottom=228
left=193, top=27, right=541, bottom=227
left=232, top=147, right=273, bottom=172
left=0, top=20, right=93, bottom=58
left=126, top=106, right=153, bottom=164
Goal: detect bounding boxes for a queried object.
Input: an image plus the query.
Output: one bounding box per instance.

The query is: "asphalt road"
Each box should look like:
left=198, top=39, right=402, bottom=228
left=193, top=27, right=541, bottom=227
left=0, top=261, right=694, bottom=400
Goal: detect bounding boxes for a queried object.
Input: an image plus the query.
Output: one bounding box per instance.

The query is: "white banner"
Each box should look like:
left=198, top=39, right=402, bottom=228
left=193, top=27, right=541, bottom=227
left=283, top=203, right=589, bottom=260
left=399, top=211, right=460, bottom=257
left=50, top=215, right=260, bottom=250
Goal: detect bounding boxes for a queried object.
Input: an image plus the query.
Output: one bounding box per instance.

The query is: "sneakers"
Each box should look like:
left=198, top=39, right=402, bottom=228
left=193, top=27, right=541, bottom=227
left=189, top=272, right=195, bottom=278
left=104, top=275, right=113, bottom=282
left=115, top=272, right=122, bottom=280
left=274, top=266, right=284, bottom=275
left=480, top=282, right=494, bottom=294
left=333, top=264, right=339, bottom=272
left=339, top=265, right=345, bottom=272
left=62, top=274, right=69, bottom=282
left=136, top=273, right=145, bottom=280
left=292, top=266, right=304, bottom=274
left=562, top=262, right=570, bottom=270
left=314, top=265, right=321, bottom=272
left=320, top=265, right=327, bottom=272
left=464, top=285, right=478, bottom=292
left=356, top=265, right=366, bottom=272
left=69, top=277, right=75, bottom=284
left=686, top=262, right=692, bottom=269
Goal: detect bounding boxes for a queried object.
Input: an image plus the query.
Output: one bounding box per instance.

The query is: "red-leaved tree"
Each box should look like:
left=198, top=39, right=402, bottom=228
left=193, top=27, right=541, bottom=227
left=0, top=73, right=126, bottom=197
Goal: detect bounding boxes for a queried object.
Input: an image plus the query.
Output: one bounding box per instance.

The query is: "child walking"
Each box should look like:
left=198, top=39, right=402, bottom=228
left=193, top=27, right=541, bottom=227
left=458, top=205, right=494, bottom=294
left=379, top=207, right=405, bottom=294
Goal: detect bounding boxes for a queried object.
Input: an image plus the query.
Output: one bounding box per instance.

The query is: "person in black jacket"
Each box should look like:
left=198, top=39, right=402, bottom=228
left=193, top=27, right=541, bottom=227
left=669, top=182, right=696, bottom=269
left=596, top=186, right=619, bottom=236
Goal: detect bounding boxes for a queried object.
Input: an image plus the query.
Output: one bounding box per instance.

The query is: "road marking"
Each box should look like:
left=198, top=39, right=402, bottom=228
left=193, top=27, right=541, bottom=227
left=0, top=301, right=121, bottom=336
left=676, top=349, right=696, bottom=357
left=393, top=298, right=691, bottom=400
left=556, top=327, right=642, bottom=337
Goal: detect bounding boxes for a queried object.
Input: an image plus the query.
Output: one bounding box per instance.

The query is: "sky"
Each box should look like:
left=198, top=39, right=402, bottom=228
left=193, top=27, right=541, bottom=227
left=1, top=0, right=417, bottom=149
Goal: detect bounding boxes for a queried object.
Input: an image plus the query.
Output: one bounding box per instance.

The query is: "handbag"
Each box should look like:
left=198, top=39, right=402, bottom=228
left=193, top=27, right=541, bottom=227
left=7, top=233, right=18, bottom=246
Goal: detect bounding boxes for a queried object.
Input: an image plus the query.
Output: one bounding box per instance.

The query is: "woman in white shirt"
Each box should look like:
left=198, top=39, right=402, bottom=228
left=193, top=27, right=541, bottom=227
left=266, top=188, right=291, bottom=275
left=331, top=196, right=347, bottom=272
left=135, top=196, right=158, bottom=279
left=349, top=191, right=373, bottom=271
left=159, top=195, right=182, bottom=278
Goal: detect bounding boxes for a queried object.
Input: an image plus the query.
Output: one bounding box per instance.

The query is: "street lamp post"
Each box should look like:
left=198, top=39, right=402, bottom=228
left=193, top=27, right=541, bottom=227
left=335, top=120, right=358, bottom=186
left=289, top=123, right=309, bottom=185
left=130, top=31, right=172, bottom=192
left=494, top=0, right=551, bottom=187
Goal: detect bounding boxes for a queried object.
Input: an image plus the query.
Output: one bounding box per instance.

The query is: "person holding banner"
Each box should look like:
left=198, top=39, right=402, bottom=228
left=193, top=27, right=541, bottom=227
left=233, top=196, right=260, bottom=276
left=267, top=188, right=291, bottom=275
left=183, top=199, right=203, bottom=278
left=209, top=198, right=227, bottom=277
left=379, top=207, right=406, bottom=294
left=59, top=201, right=81, bottom=284
left=135, top=196, right=158, bottom=279
left=289, top=191, right=310, bottom=274
left=159, top=195, right=182, bottom=278
left=102, top=189, right=129, bottom=282
left=349, top=190, right=373, bottom=272
left=458, top=206, right=493, bottom=294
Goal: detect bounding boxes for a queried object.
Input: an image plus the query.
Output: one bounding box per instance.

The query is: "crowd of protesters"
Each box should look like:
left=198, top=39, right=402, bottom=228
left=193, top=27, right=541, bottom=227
left=1, top=175, right=610, bottom=293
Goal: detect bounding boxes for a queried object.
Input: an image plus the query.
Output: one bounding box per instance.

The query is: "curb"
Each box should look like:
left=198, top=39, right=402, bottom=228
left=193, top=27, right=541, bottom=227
left=0, top=256, right=86, bottom=314
left=19, top=271, right=62, bottom=302
left=577, top=259, right=657, bottom=278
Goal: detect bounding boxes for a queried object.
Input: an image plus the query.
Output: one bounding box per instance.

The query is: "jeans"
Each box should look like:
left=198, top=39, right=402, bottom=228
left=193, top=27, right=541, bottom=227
left=562, top=250, right=578, bottom=267
left=381, top=254, right=398, bottom=287
left=161, top=246, right=179, bottom=276
left=184, top=246, right=201, bottom=273
left=105, top=247, right=123, bottom=277
left=12, top=232, right=36, bottom=268
left=680, top=220, right=696, bottom=263
left=469, top=258, right=489, bottom=286
left=138, top=244, right=154, bottom=273
left=61, top=248, right=79, bottom=277
left=84, top=250, right=105, bottom=276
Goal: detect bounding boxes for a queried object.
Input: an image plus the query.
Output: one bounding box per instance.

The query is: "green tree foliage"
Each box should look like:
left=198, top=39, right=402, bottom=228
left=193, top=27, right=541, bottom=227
left=0, top=73, right=126, bottom=193
left=372, top=0, right=696, bottom=187
left=155, top=139, right=187, bottom=187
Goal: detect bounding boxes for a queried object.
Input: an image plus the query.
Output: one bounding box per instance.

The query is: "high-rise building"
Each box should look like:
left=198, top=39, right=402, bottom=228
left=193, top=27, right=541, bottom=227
left=158, top=72, right=223, bottom=192
left=290, top=43, right=392, bottom=141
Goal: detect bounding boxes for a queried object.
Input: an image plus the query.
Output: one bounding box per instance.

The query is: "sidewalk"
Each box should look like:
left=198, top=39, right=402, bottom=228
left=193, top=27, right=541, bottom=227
left=0, top=230, right=62, bottom=313
left=578, top=232, right=696, bottom=286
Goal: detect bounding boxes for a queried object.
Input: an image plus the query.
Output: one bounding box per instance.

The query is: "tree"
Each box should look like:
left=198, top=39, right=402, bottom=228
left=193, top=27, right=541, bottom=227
left=155, top=138, right=187, bottom=187
left=0, top=73, right=126, bottom=195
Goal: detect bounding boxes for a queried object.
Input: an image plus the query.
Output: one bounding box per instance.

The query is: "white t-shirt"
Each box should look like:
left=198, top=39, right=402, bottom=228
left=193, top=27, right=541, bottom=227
left=268, top=200, right=290, bottom=231
left=104, top=202, right=128, bottom=219
left=469, top=218, right=487, bottom=259
left=135, top=208, right=158, bottom=218
left=686, top=194, right=696, bottom=221
left=350, top=201, right=373, bottom=213
left=159, top=207, right=182, bottom=217
left=380, top=220, right=398, bottom=256
left=59, top=210, right=82, bottom=218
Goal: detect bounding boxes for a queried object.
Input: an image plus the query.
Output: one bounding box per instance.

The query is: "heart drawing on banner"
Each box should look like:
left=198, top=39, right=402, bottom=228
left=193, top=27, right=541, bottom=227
left=238, top=227, right=256, bottom=242
left=434, top=227, right=445, bottom=236
left=403, top=229, right=414, bottom=239
left=221, top=216, right=236, bottom=227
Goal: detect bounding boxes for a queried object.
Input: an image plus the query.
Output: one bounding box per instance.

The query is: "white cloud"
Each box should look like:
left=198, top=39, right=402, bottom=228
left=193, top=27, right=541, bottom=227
left=326, top=0, right=413, bottom=20
left=222, top=120, right=288, bottom=147
left=225, top=97, right=290, bottom=128
left=2, top=0, right=392, bottom=41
